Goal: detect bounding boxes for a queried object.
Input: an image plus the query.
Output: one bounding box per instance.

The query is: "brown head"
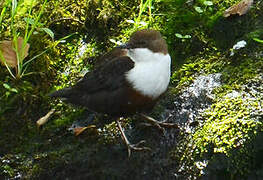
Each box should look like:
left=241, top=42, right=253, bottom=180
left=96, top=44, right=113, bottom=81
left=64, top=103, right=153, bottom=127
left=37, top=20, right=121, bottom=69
left=118, top=29, right=168, bottom=55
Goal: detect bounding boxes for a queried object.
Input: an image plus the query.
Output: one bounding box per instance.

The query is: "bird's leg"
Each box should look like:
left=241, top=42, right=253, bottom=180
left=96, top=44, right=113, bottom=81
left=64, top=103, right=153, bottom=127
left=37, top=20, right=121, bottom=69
left=139, top=113, right=180, bottom=133
left=116, top=118, right=151, bottom=157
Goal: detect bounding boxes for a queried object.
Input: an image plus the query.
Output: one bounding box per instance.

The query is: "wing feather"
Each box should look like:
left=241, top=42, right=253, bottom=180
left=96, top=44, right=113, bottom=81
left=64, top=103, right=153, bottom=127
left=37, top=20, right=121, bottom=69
left=75, top=56, right=134, bottom=93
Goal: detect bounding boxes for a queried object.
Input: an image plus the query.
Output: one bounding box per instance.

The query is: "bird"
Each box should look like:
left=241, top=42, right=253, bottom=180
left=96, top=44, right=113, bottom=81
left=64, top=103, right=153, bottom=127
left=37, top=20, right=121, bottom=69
left=49, top=29, right=176, bottom=156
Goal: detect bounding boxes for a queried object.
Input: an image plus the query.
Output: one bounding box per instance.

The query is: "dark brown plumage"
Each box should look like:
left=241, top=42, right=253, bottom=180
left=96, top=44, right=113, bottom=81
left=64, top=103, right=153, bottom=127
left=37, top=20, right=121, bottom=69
left=50, top=57, right=134, bottom=116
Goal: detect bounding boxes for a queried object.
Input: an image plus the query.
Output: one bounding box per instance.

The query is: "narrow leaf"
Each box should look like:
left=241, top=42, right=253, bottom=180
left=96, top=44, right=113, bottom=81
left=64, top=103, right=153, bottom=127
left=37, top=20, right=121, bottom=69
left=253, top=38, right=263, bottom=43
left=40, top=28, right=54, bottom=39
left=3, top=83, right=10, bottom=89
left=10, top=88, right=18, bottom=93
left=11, top=0, right=17, bottom=16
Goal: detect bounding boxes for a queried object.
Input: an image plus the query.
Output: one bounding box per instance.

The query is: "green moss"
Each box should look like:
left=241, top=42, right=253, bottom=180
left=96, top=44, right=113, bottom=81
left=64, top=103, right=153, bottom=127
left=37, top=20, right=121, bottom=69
left=171, top=49, right=263, bottom=93
left=192, top=94, right=263, bottom=176
left=194, top=96, right=262, bottom=155
left=0, top=154, right=35, bottom=178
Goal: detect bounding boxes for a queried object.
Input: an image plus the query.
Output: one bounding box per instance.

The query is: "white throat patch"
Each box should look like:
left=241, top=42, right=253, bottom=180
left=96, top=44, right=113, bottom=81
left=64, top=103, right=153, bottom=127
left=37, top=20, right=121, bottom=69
left=126, top=48, right=171, bottom=99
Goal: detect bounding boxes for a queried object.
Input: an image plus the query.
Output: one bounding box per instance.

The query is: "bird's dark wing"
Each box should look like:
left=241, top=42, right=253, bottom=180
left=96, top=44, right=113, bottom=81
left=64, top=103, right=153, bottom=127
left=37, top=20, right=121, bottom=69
left=94, top=48, right=128, bottom=68
left=75, top=56, right=134, bottom=93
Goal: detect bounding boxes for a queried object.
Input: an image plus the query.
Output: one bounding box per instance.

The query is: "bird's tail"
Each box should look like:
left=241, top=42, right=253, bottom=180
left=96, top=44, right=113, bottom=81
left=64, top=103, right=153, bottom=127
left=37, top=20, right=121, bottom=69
left=48, top=87, right=73, bottom=99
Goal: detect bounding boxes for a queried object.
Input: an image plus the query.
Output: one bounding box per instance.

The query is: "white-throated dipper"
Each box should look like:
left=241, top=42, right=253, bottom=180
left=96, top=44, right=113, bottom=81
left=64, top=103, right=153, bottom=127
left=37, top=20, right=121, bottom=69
left=50, top=29, right=175, bottom=156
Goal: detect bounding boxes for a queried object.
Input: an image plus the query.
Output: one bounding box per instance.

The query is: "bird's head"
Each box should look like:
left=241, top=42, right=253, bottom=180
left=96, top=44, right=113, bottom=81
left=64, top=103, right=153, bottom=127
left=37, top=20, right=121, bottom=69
left=117, top=29, right=168, bottom=62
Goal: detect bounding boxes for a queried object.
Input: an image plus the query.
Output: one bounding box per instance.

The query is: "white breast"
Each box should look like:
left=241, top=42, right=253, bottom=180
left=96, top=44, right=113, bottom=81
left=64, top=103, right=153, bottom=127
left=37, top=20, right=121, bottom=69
left=125, top=48, right=171, bottom=99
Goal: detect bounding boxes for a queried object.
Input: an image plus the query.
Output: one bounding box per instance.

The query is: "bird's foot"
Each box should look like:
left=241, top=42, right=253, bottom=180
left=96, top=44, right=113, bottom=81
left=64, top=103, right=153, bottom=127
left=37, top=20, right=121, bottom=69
left=126, top=140, right=151, bottom=157
left=116, top=119, right=151, bottom=157
left=140, top=114, right=181, bottom=134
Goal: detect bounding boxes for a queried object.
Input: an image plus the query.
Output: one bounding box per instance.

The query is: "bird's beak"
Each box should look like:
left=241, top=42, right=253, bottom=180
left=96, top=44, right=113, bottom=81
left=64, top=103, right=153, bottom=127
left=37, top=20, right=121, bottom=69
left=116, top=43, right=131, bottom=49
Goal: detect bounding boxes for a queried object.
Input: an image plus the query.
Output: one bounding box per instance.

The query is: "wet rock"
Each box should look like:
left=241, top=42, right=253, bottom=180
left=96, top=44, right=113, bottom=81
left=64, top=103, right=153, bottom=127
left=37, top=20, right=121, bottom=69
left=169, top=73, right=222, bottom=132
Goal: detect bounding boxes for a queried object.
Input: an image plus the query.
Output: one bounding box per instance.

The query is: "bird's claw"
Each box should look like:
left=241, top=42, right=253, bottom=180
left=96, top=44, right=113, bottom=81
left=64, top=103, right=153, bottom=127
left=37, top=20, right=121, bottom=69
left=139, top=122, right=165, bottom=134
left=140, top=114, right=181, bottom=134
left=126, top=140, right=151, bottom=157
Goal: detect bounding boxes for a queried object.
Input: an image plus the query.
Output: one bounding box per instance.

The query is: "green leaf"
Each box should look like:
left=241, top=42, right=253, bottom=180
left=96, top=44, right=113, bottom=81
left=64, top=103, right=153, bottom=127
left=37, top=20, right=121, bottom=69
left=203, top=1, right=213, bottom=6
left=183, top=35, right=191, bottom=39
left=175, top=33, right=183, bottom=38
left=10, top=88, right=18, bottom=93
left=194, top=6, right=203, bottom=13
left=24, top=17, right=35, bottom=25
left=3, top=83, right=10, bottom=90
left=11, top=0, right=17, bottom=16
left=253, top=38, right=263, bottom=44
left=126, top=20, right=135, bottom=23
left=176, top=33, right=191, bottom=39
left=40, top=28, right=54, bottom=40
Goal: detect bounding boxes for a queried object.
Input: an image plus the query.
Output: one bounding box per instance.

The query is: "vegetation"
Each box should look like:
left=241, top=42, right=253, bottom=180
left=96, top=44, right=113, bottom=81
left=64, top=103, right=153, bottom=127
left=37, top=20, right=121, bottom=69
left=1, top=0, right=263, bottom=179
